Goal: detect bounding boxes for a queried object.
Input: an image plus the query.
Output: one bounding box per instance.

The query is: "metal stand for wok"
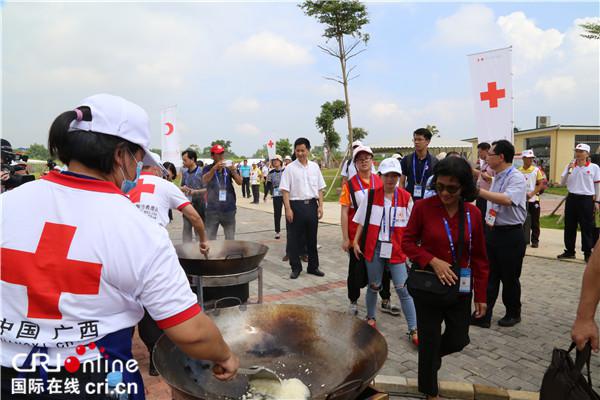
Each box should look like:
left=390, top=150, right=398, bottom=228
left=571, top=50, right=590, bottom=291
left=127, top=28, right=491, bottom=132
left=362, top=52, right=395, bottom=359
left=189, top=266, right=263, bottom=309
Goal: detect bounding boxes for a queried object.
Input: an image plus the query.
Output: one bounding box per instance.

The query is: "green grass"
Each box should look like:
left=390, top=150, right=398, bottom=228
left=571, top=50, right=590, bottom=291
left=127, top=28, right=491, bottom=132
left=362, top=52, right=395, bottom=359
left=540, top=214, right=565, bottom=230
left=543, top=186, right=568, bottom=196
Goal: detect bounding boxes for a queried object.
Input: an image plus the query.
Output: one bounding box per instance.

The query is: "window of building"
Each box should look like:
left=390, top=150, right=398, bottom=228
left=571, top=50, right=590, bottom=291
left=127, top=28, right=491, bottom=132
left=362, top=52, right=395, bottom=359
left=525, top=136, right=551, bottom=177
left=575, top=134, right=600, bottom=154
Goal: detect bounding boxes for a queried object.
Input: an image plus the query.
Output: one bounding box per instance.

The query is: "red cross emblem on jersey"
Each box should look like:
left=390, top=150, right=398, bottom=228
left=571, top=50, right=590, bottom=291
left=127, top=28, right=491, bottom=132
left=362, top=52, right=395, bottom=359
left=127, top=177, right=155, bottom=203
left=1, top=222, right=103, bottom=319
left=480, top=81, right=506, bottom=108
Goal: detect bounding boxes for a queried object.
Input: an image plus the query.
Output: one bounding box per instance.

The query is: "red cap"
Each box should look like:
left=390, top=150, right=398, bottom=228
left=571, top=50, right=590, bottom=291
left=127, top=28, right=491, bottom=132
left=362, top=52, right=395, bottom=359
left=211, top=144, right=225, bottom=154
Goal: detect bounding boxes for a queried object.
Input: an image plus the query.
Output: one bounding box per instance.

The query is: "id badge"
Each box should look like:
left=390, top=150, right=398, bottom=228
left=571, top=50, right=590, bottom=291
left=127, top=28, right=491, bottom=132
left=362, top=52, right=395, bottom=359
left=219, top=189, right=227, bottom=202
left=485, top=208, right=497, bottom=226
left=379, top=242, right=393, bottom=259
left=273, top=188, right=280, bottom=197
left=413, top=185, right=423, bottom=198
left=459, top=268, right=471, bottom=293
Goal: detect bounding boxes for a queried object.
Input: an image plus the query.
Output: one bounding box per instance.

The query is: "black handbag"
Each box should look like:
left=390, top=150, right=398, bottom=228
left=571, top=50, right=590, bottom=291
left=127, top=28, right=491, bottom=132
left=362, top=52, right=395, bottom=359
left=540, top=342, right=599, bottom=400
left=353, top=187, right=375, bottom=289
left=406, top=200, right=464, bottom=303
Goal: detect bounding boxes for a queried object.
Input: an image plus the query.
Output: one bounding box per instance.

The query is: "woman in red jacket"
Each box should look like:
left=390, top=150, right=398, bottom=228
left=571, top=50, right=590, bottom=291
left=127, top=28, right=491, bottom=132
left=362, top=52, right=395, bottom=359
left=402, top=156, right=489, bottom=400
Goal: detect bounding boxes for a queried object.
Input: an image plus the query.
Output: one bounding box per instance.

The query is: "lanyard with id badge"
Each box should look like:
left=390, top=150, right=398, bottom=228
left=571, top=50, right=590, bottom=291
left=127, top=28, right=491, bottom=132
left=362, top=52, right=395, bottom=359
left=485, top=167, right=514, bottom=226
left=215, top=169, right=228, bottom=202
left=443, top=210, right=472, bottom=294
left=379, top=189, right=398, bottom=259
left=412, top=155, right=429, bottom=199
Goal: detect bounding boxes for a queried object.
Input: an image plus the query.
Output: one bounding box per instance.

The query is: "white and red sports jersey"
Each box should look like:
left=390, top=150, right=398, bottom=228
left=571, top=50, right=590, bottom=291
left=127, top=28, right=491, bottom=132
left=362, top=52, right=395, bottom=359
left=127, top=172, right=191, bottom=227
left=0, top=172, right=200, bottom=366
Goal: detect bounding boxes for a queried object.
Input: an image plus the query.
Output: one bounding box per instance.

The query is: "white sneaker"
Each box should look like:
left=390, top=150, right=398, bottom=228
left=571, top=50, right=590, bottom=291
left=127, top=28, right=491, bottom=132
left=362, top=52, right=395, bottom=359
left=348, top=303, right=358, bottom=316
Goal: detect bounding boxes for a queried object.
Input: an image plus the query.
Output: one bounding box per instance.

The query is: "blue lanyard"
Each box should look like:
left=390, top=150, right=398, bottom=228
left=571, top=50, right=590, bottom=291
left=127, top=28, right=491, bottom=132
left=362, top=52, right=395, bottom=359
left=413, top=154, right=429, bottom=186
left=215, top=168, right=228, bottom=189
left=442, top=210, right=472, bottom=267
left=381, top=189, right=398, bottom=241
left=355, top=175, right=374, bottom=194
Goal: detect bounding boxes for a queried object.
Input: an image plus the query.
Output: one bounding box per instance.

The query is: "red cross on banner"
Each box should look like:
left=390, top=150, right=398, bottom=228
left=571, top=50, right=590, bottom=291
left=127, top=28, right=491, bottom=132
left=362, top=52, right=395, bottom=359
left=267, top=140, right=274, bottom=148
left=480, top=82, right=506, bottom=108
left=1, top=223, right=103, bottom=319
left=127, top=178, right=155, bottom=203
left=266, top=138, right=276, bottom=160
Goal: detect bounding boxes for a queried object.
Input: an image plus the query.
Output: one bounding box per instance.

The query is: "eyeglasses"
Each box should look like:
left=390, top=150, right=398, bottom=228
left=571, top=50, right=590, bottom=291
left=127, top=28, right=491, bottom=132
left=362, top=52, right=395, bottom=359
left=487, top=152, right=499, bottom=157
left=435, top=183, right=461, bottom=194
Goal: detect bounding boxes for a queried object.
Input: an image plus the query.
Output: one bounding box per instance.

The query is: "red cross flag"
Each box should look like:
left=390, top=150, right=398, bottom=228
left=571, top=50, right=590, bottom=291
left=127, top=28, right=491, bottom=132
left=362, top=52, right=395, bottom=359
left=266, top=138, right=276, bottom=161
left=468, top=47, right=513, bottom=143
left=160, top=105, right=181, bottom=168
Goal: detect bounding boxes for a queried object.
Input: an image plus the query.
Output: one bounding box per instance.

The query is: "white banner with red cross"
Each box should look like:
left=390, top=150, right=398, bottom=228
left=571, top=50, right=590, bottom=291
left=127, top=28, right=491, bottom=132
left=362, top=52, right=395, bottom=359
left=266, top=138, right=276, bottom=160
left=468, top=47, right=513, bottom=144
left=160, top=106, right=181, bottom=168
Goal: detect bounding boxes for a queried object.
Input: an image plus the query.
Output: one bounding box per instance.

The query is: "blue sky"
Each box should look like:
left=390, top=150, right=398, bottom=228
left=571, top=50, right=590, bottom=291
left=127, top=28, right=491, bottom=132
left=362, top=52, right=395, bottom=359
left=3, top=1, right=599, bottom=156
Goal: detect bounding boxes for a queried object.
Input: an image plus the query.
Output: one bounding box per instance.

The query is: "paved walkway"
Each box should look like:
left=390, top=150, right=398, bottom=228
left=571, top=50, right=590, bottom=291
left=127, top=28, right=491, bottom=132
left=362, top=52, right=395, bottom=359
left=136, top=194, right=597, bottom=399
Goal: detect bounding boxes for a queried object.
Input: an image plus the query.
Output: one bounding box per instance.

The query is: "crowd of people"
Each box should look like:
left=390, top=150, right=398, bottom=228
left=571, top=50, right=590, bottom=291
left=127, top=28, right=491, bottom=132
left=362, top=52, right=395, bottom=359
left=1, top=93, right=599, bottom=400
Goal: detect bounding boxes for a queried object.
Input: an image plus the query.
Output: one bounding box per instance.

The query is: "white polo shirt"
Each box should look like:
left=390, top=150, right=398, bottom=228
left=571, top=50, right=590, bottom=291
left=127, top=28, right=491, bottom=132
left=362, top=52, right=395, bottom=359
left=561, top=161, right=600, bottom=196
left=279, top=159, right=326, bottom=200
left=128, top=172, right=191, bottom=227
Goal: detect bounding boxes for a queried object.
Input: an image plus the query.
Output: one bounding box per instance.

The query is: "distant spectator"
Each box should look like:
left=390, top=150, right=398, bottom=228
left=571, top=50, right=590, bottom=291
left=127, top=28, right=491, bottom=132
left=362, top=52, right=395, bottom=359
left=400, top=128, right=438, bottom=201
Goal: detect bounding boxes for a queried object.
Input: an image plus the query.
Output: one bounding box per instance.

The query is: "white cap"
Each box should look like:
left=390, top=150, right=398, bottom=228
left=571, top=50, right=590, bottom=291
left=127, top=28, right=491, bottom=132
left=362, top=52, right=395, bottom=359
left=391, top=153, right=402, bottom=159
left=273, top=154, right=283, bottom=162
left=351, top=140, right=363, bottom=148
left=575, top=143, right=591, bottom=153
left=284, top=155, right=292, bottom=160
left=144, top=151, right=168, bottom=175
left=352, top=145, right=373, bottom=161
left=69, top=93, right=159, bottom=167
left=522, top=149, right=535, bottom=158
left=378, top=157, right=402, bottom=175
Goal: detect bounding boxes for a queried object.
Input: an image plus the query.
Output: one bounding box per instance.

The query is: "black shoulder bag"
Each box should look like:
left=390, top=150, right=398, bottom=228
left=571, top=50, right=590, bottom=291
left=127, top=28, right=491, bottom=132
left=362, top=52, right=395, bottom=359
left=406, top=200, right=464, bottom=305
left=540, top=342, right=599, bottom=400
left=353, top=188, right=375, bottom=289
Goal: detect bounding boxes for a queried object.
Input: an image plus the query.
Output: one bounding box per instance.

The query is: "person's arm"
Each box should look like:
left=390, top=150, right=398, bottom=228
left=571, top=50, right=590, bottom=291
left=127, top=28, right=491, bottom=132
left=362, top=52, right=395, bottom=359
left=571, top=241, right=600, bottom=352
left=530, top=178, right=543, bottom=199
left=228, top=166, right=242, bottom=185
left=478, top=188, right=512, bottom=206
left=470, top=206, right=489, bottom=317
left=341, top=205, right=351, bottom=250
left=401, top=200, right=435, bottom=268
left=282, top=190, right=293, bottom=223
left=560, top=163, right=571, bottom=186
left=164, top=313, right=239, bottom=380
left=352, top=224, right=364, bottom=260
left=202, top=164, right=218, bottom=185
left=318, top=189, right=324, bottom=219
left=399, top=175, right=407, bottom=189
left=180, top=205, right=209, bottom=255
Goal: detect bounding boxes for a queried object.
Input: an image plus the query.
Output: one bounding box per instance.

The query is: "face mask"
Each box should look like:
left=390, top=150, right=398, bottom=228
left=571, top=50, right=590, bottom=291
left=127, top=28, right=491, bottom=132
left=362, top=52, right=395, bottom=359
left=120, top=152, right=143, bottom=193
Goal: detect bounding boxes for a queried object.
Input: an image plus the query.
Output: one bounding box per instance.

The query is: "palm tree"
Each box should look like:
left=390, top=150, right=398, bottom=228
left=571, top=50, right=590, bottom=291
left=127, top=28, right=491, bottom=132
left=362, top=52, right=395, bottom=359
left=426, top=124, right=440, bottom=137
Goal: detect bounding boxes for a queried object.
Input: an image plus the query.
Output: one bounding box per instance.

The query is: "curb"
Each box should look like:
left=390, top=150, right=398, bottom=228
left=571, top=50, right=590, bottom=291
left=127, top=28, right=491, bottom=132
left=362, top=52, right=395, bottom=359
left=373, top=375, right=539, bottom=400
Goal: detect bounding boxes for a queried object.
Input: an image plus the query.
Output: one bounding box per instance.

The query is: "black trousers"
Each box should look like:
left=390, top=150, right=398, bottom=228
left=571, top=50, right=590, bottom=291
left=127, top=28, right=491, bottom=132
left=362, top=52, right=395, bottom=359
left=182, top=197, right=206, bottom=242
left=251, top=184, right=260, bottom=203
left=347, top=250, right=391, bottom=303
left=484, top=226, right=526, bottom=320
left=288, top=200, right=319, bottom=273
left=263, top=181, right=269, bottom=199
left=523, top=201, right=541, bottom=245
left=475, top=197, right=488, bottom=225
left=564, top=193, right=595, bottom=256
left=414, top=295, right=472, bottom=396
left=273, top=196, right=283, bottom=233
left=138, top=309, right=162, bottom=355
left=242, top=177, right=250, bottom=197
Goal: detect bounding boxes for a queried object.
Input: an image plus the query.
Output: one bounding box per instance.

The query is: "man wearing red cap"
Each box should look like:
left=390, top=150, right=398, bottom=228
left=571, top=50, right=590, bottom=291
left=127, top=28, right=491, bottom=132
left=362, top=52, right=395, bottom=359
left=202, top=144, right=242, bottom=239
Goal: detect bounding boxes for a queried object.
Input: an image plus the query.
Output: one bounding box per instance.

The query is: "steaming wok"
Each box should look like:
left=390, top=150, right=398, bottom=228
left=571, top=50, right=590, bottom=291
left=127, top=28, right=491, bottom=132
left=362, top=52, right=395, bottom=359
left=153, top=304, right=388, bottom=400
left=176, top=240, right=268, bottom=276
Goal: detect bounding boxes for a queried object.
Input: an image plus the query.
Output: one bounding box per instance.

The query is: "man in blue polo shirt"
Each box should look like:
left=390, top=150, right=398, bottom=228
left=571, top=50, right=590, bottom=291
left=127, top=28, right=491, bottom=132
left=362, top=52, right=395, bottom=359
left=201, top=144, right=243, bottom=239
left=400, top=128, right=438, bottom=201
left=239, top=159, right=251, bottom=198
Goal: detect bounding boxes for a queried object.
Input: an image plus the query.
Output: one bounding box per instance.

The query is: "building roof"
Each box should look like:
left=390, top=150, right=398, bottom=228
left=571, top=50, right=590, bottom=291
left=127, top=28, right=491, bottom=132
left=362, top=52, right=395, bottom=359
left=370, top=138, right=472, bottom=152
left=514, top=125, right=600, bottom=136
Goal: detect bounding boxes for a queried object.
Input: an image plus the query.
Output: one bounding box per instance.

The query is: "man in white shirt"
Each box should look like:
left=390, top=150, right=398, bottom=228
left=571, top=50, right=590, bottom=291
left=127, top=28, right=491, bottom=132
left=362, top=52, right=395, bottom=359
left=280, top=138, right=326, bottom=279
left=558, top=143, right=600, bottom=263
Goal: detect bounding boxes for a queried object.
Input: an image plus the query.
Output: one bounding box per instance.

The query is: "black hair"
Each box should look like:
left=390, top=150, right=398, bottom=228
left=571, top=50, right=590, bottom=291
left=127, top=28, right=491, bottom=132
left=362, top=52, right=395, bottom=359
left=48, top=106, right=141, bottom=174
left=163, top=161, right=177, bottom=178
left=197, top=160, right=204, bottom=167
left=294, top=137, right=311, bottom=150
left=477, top=142, right=491, bottom=150
left=181, top=149, right=198, bottom=162
left=491, top=139, right=515, bottom=163
left=445, top=151, right=461, bottom=158
left=431, top=157, right=478, bottom=202
left=590, top=153, right=600, bottom=167
left=413, top=128, right=432, bottom=141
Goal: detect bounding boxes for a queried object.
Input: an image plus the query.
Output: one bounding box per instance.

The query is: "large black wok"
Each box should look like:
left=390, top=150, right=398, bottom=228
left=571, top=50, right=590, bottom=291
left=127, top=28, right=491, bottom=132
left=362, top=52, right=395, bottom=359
left=153, top=304, right=388, bottom=400
left=176, top=240, right=269, bottom=276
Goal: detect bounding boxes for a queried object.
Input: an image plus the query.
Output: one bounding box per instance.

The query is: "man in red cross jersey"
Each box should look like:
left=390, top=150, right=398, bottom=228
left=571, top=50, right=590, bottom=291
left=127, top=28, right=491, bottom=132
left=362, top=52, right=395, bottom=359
left=1, top=94, right=238, bottom=399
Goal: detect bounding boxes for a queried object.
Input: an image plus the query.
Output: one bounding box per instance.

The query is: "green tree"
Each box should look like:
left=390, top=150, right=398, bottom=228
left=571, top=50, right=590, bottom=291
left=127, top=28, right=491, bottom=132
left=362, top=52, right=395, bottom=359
left=201, top=140, right=237, bottom=158
left=27, top=143, right=50, bottom=160
left=150, top=148, right=162, bottom=157
left=316, top=100, right=346, bottom=166
left=276, top=139, right=292, bottom=157
left=425, top=124, right=440, bottom=138
left=252, top=146, right=268, bottom=159
left=580, top=22, right=600, bottom=39
left=348, top=127, right=368, bottom=143
left=300, top=0, right=369, bottom=149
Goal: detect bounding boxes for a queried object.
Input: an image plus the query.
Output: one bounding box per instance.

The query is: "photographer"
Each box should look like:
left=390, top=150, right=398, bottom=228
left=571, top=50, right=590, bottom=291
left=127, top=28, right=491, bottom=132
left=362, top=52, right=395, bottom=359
left=1, top=139, right=34, bottom=192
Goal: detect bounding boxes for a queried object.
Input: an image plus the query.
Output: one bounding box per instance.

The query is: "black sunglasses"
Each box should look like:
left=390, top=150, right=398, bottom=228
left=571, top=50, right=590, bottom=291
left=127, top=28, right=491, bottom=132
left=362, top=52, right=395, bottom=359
left=435, top=182, right=461, bottom=194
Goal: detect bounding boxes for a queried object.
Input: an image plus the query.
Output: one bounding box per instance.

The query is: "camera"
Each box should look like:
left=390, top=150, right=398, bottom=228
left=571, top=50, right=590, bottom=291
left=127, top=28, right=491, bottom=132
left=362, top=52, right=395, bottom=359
left=1, top=139, right=34, bottom=191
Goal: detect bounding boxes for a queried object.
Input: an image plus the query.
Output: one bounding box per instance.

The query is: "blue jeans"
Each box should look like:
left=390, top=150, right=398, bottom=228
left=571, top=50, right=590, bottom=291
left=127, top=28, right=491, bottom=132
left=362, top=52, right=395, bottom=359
left=365, top=241, right=417, bottom=331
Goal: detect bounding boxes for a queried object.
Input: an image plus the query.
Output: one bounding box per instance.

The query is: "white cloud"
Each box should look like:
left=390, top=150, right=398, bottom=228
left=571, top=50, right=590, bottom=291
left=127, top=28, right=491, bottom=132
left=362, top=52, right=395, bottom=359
left=535, top=75, right=577, bottom=99
left=227, top=31, right=314, bottom=66
left=431, top=4, right=500, bottom=47
left=230, top=97, right=261, bottom=113
left=235, top=123, right=261, bottom=136
left=370, top=102, right=401, bottom=118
